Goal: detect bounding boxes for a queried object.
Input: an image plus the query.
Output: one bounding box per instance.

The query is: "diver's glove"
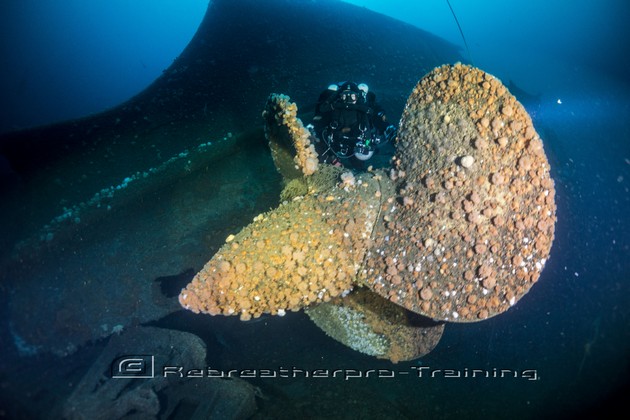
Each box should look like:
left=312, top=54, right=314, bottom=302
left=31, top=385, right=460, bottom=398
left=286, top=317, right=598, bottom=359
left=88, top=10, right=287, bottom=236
left=384, top=125, right=397, bottom=143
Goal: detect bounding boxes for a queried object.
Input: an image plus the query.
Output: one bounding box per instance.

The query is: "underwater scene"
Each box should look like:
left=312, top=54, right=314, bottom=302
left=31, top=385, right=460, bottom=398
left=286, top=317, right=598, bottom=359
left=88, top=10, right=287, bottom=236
left=0, top=0, right=628, bottom=418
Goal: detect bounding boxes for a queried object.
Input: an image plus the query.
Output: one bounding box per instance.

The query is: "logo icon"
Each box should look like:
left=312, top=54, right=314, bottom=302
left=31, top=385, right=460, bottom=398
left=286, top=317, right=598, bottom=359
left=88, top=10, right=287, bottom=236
left=111, top=355, right=154, bottom=378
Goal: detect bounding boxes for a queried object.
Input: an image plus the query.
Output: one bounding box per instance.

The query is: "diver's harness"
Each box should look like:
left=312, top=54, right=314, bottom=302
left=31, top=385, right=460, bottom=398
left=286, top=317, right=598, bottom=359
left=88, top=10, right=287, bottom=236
left=320, top=101, right=388, bottom=162
left=310, top=82, right=397, bottom=164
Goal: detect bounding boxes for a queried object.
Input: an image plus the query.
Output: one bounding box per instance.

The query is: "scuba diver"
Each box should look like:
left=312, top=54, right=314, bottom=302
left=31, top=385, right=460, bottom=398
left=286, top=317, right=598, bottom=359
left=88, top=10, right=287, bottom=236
left=308, top=81, right=397, bottom=169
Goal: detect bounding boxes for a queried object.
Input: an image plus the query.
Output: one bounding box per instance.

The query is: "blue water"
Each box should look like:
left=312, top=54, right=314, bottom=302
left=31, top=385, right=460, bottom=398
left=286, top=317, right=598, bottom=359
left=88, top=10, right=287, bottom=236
left=0, top=0, right=628, bottom=418
left=0, top=0, right=207, bottom=134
